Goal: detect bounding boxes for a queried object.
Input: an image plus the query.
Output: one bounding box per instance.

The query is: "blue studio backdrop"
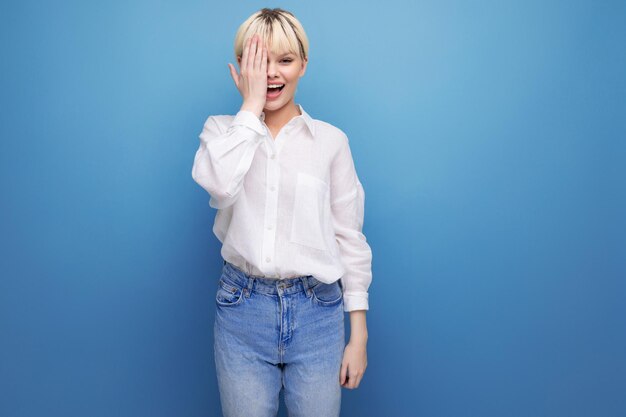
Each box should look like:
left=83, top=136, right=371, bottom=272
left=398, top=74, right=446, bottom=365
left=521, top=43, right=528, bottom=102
left=1, top=1, right=624, bottom=416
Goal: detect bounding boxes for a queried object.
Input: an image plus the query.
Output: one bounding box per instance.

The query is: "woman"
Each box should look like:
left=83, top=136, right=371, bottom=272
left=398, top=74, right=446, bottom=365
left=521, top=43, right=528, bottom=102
left=192, top=7, right=372, bottom=417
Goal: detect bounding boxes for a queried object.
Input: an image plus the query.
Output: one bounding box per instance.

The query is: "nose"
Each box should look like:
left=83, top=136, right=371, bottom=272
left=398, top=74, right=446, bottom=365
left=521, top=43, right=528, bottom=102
left=267, top=60, right=278, bottom=77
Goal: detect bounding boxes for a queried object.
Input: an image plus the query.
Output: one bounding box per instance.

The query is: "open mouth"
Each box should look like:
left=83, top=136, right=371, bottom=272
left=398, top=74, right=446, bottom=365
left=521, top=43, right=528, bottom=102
left=267, top=84, right=285, bottom=92
left=267, top=84, right=285, bottom=98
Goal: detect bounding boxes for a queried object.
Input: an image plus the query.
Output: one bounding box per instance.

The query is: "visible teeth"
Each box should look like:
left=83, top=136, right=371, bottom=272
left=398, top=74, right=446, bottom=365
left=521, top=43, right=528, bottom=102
left=268, top=84, right=284, bottom=89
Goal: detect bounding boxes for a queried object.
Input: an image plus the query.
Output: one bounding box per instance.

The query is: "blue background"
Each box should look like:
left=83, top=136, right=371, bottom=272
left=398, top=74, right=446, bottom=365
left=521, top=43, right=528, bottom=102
left=1, top=1, right=624, bottom=416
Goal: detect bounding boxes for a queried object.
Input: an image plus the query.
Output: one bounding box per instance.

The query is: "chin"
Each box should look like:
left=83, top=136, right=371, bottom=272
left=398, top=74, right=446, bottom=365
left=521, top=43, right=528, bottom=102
left=265, top=96, right=292, bottom=110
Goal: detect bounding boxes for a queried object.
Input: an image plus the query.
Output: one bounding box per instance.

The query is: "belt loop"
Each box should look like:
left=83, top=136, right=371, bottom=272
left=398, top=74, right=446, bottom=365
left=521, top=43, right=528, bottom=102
left=245, top=276, right=254, bottom=297
left=301, top=275, right=312, bottom=294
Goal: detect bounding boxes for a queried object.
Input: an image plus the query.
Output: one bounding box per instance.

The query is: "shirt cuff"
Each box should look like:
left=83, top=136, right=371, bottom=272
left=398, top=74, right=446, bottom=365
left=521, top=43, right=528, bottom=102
left=343, top=292, right=369, bottom=312
left=232, top=110, right=267, bottom=136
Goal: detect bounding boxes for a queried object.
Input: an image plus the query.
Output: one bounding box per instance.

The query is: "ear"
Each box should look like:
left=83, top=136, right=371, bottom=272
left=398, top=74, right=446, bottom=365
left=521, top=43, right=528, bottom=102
left=236, top=55, right=242, bottom=70
left=299, top=57, right=308, bottom=78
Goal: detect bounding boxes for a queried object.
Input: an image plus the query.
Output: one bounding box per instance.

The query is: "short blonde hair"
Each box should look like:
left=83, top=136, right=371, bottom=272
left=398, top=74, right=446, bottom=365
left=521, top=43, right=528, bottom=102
left=234, top=8, right=309, bottom=62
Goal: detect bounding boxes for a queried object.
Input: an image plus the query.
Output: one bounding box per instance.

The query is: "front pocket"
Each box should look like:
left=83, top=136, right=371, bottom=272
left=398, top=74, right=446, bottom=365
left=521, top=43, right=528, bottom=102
left=215, top=278, right=244, bottom=307
left=311, top=282, right=343, bottom=307
left=290, top=172, right=330, bottom=251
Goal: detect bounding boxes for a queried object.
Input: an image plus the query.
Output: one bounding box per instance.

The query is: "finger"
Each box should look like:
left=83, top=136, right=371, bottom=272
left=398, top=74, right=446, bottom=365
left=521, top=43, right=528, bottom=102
left=254, top=38, right=264, bottom=71
left=227, top=63, right=239, bottom=87
left=348, top=370, right=359, bottom=389
left=261, top=44, right=267, bottom=73
left=357, top=372, right=364, bottom=387
left=246, top=35, right=257, bottom=74
left=241, top=35, right=252, bottom=74
left=340, top=363, right=347, bottom=385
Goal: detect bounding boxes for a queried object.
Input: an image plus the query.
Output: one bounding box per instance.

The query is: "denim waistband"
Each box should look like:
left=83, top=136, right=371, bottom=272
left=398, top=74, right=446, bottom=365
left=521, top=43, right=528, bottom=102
left=222, top=260, right=327, bottom=296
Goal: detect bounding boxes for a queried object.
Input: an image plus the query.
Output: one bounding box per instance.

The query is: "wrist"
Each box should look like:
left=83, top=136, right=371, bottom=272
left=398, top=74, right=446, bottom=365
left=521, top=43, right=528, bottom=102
left=240, top=101, right=264, bottom=117
left=349, top=332, right=368, bottom=345
left=350, top=327, right=368, bottom=342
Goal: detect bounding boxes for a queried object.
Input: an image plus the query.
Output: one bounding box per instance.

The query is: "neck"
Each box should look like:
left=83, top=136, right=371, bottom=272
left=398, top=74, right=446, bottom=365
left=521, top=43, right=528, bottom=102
left=263, top=99, right=301, bottom=128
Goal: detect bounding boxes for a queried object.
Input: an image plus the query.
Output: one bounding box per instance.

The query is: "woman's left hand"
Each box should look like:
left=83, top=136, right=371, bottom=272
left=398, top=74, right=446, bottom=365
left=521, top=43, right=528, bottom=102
left=340, top=338, right=368, bottom=389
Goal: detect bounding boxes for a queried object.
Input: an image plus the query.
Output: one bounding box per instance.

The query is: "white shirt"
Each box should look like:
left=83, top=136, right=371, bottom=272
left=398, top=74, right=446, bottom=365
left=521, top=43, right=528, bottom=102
left=191, top=104, right=372, bottom=312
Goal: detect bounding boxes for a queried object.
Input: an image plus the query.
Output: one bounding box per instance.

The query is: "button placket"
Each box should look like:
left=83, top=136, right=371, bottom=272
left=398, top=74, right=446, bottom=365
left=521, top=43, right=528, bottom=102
left=261, top=141, right=280, bottom=276
left=274, top=121, right=297, bottom=155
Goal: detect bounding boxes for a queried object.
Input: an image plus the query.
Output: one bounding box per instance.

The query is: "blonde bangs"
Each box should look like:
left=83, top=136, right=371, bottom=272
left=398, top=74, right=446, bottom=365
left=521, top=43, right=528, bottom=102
left=234, top=8, right=309, bottom=61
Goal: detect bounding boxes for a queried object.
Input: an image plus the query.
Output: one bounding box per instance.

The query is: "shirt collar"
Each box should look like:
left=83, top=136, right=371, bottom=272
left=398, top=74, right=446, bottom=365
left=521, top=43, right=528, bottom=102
left=260, top=104, right=316, bottom=138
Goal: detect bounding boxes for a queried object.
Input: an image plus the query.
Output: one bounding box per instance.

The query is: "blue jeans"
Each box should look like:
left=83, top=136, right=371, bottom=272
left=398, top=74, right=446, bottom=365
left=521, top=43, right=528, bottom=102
left=214, top=260, right=345, bottom=417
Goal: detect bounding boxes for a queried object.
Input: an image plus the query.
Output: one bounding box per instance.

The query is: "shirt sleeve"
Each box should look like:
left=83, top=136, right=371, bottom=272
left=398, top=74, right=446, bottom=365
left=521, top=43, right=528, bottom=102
left=191, top=110, right=266, bottom=209
left=330, top=133, right=373, bottom=312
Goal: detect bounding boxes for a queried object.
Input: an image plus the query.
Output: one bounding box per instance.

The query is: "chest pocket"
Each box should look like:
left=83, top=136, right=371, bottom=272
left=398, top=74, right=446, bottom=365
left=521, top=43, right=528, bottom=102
left=290, top=172, right=330, bottom=251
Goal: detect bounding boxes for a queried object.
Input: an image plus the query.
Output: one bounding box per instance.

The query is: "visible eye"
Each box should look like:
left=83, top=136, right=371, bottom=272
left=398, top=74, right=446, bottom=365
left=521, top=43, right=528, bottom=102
left=281, top=59, right=293, bottom=63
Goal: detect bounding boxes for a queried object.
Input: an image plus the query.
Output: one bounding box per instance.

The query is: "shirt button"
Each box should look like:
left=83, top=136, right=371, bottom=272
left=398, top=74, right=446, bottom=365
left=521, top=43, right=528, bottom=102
left=270, top=185, right=276, bottom=191
left=265, top=257, right=271, bottom=263
left=270, top=154, right=276, bottom=159
left=267, top=225, right=273, bottom=230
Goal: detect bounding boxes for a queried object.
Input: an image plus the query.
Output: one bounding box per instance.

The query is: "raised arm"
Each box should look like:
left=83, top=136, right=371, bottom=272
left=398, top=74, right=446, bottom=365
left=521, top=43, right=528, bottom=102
left=191, top=111, right=267, bottom=209
left=192, top=34, right=270, bottom=209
